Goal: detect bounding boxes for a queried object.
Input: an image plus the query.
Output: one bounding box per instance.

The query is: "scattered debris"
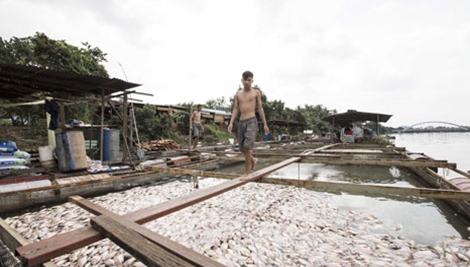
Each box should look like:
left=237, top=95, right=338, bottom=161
left=137, top=139, right=181, bottom=151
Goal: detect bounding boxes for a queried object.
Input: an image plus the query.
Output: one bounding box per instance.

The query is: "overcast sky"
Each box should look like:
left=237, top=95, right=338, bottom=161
left=1, top=0, right=469, bottom=127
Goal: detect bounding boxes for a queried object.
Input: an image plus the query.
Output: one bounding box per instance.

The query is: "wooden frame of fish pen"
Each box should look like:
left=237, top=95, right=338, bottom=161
left=1, top=142, right=470, bottom=266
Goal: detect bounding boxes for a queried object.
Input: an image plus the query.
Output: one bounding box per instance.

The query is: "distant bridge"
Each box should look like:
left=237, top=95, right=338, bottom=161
left=401, top=121, right=469, bottom=132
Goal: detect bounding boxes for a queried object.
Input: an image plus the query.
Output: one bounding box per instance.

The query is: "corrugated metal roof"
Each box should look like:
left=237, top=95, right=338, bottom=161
left=0, top=64, right=141, bottom=99
left=322, top=109, right=392, bottom=126
left=201, top=108, right=231, bottom=116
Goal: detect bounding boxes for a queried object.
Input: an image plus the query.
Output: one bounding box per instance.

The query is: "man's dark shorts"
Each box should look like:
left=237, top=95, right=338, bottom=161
left=237, top=117, right=258, bottom=152
left=193, top=123, right=202, bottom=138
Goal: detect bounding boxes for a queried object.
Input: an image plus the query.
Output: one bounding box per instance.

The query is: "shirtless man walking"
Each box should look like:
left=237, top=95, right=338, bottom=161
left=190, top=104, right=204, bottom=152
left=228, top=71, right=269, bottom=180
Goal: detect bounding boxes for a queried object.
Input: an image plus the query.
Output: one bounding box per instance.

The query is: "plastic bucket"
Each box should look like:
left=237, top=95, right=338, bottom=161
left=38, top=146, right=56, bottom=169
left=56, top=131, right=88, bottom=172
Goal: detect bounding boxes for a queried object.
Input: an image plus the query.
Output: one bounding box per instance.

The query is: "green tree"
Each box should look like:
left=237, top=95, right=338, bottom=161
left=205, top=97, right=228, bottom=110
left=295, top=104, right=333, bottom=133
left=268, top=100, right=286, bottom=121
left=134, top=104, right=173, bottom=141
left=0, top=32, right=109, bottom=127
left=0, top=32, right=108, bottom=77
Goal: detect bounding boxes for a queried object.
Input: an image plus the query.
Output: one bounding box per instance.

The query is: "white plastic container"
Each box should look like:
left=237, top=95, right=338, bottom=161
left=38, top=145, right=56, bottom=168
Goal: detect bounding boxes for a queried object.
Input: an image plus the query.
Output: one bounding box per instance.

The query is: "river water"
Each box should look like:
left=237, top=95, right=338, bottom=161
left=392, top=132, right=470, bottom=175
left=250, top=133, right=470, bottom=246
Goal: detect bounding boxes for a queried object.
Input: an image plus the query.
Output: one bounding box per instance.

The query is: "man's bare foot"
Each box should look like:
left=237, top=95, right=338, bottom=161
left=193, top=148, right=199, bottom=152
left=251, top=157, right=258, bottom=171
left=240, top=173, right=249, bottom=181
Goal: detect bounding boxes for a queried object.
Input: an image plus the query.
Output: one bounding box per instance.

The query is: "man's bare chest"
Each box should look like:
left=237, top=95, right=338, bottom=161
left=238, top=91, right=256, bottom=103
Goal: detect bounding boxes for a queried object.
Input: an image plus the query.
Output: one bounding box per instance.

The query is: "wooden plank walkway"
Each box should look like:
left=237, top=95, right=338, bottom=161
left=92, top=215, right=194, bottom=267
left=215, top=156, right=455, bottom=168
left=16, top=157, right=302, bottom=266
left=149, top=167, right=470, bottom=201
left=300, top=157, right=455, bottom=168
left=77, top=195, right=225, bottom=267
left=0, top=218, right=56, bottom=267
left=259, top=177, right=470, bottom=201
left=74, top=195, right=225, bottom=266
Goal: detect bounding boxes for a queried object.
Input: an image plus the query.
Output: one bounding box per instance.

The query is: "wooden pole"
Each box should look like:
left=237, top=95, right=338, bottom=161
left=189, top=104, right=193, bottom=151
left=100, top=89, right=105, bottom=162
left=58, top=103, right=65, bottom=130
left=122, top=93, right=129, bottom=163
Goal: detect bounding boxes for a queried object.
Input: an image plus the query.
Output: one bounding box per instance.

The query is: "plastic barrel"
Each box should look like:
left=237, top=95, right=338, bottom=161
left=55, top=131, right=88, bottom=172
left=103, top=129, right=120, bottom=161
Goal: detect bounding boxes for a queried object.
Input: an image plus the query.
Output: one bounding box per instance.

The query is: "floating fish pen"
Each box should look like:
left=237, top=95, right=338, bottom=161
left=1, top=140, right=470, bottom=266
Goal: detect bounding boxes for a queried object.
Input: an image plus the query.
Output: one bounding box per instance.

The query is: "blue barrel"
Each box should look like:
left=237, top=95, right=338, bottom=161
left=55, top=131, right=88, bottom=172
left=103, top=129, right=120, bottom=161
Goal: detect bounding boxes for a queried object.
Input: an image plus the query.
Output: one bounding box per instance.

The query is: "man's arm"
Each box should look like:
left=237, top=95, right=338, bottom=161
left=228, top=93, right=239, bottom=133
left=256, top=90, right=269, bottom=134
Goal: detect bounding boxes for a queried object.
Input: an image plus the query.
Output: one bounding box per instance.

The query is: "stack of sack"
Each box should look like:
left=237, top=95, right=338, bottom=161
left=0, top=140, right=30, bottom=171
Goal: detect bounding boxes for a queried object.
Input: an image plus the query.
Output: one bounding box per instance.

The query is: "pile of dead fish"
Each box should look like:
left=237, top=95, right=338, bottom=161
left=5, top=178, right=470, bottom=267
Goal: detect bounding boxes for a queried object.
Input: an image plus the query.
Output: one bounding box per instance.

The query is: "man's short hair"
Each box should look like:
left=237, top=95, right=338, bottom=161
left=197, top=104, right=202, bottom=108
left=242, top=71, right=254, bottom=80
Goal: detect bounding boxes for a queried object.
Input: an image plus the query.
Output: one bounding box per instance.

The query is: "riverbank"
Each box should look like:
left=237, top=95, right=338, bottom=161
left=4, top=177, right=470, bottom=266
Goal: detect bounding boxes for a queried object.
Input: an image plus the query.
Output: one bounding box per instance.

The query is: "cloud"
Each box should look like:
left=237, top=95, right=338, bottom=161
left=1, top=0, right=469, bottom=126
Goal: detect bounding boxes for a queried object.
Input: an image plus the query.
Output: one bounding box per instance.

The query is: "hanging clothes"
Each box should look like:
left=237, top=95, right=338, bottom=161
left=45, top=100, right=59, bottom=130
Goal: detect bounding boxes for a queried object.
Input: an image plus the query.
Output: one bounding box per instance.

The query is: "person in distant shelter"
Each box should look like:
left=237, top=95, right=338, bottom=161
left=351, top=123, right=364, bottom=140
left=228, top=71, right=269, bottom=180
left=189, top=104, right=204, bottom=152
left=340, top=124, right=353, bottom=142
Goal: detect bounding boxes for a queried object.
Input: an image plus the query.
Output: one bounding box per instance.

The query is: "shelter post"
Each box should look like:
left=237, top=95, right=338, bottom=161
left=376, top=115, right=380, bottom=136
left=100, top=89, right=105, bottom=162
left=188, top=104, right=193, bottom=150
left=122, top=93, right=129, bottom=163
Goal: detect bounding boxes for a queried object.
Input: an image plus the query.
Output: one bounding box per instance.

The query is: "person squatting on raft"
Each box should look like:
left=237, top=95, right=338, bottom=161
left=228, top=71, right=269, bottom=180
left=190, top=104, right=204, bottom=152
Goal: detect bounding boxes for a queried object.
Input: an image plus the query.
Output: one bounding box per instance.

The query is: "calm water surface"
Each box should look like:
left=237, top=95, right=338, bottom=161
left=265, top=163, right=469, bottom=245
left=392, top=132, right=470, bottom=175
